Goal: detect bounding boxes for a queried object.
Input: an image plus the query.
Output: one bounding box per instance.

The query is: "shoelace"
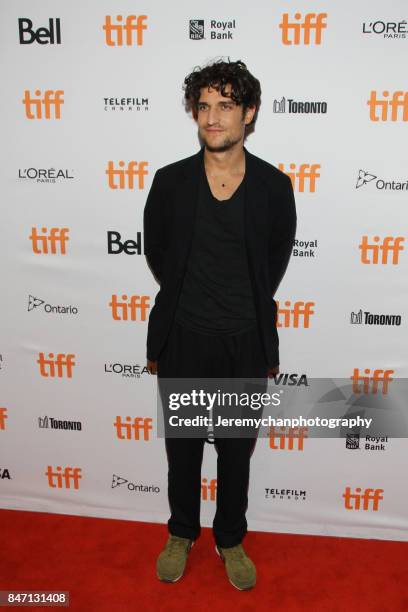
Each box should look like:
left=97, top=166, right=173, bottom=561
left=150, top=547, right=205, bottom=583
left=222, top=546, right=247, bottom=564
left=166, top=538, right=189, bottom=557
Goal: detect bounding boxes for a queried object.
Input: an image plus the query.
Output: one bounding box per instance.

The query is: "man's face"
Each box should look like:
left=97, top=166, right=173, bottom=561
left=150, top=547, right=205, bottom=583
left=195, top=84, right=255, bottom=153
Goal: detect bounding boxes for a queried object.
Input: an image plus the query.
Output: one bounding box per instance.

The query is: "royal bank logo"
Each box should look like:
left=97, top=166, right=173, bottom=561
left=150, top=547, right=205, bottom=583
left=103, top=96, right=149, bottom=112
left=273, top=96, right=327, bottom=114
left=346, top=433, right=389, bottom=451
left=189, top=19, right=204, bottom=39
left=28, top=294, right=79, bottom=315
left=18, top=167, right=74, bottom=183
left=189, top=19, right=236, bottom=40
left=350, top=309, right=401, bottom=326
left=362, top=20, right=407, bottom=39
left=356, top=169, right=408, bottom=191
left=293, top=239, right=318, bottom=258
left=111, top=473, right=160, bottom=493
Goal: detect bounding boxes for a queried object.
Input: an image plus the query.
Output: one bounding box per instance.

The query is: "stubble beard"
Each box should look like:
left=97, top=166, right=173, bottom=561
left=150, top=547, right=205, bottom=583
left=202, top=131, right=243, bottom=153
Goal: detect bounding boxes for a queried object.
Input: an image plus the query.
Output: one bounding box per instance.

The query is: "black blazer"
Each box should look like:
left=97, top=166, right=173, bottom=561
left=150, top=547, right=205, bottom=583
left=143, top=145, right=297, bottom=368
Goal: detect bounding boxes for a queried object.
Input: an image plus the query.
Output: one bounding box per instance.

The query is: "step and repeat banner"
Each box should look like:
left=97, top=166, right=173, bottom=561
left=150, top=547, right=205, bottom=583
left=1, top=1, right=407, bottom=541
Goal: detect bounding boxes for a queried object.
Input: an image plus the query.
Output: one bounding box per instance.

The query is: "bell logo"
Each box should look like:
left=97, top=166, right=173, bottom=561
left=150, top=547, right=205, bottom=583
left=109, top=294, right=150, bottom=321
left=359, top=236, right=404, bottom=265
left=350, top=368, right=394, bottom=394
left=29, top=227, right=70, bottom=254
left=279, top=163, right=321, bottom=193
left=46, top=466, right=82, bottom=489
left=201, top=478, right=217, bottom=501
left=279, top=13, right=327, bottom=45
left=269, top=426, right=308, bottom=450
left=114, top=416, right=153, bottom=441
left=367, top=91, right=408, bottom=122
left=343, top=487, right=384, bottom=511
left=103, top=15, right=148, bottom=46
left=37, top=353, right=76, bottom=378
left=22, top=90, right=64, bottom=119
left=106, top=161, right=149, bottom=189
left=0, top=407, right=8, bottom=430
left=276, top=300, right=315, bottom=328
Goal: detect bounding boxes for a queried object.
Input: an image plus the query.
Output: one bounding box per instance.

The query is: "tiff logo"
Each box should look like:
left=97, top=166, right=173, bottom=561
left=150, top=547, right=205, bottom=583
left=279, top=13, right=327, bottom=45
left=0, top=407, right=8, bottom=430
left=37, top=353, right=76, bottom=378
left=279, top=163, right=321, bottom=192
left=106, top=161, right=148, bottom=189
left=29, top=227, right=69, bottom=254
left=367, top=91, right=408, bottom=122
left=276, top=300, right=315, bottom=328
left=343, top=487, right=384, bottom=511
left=114, top=416, right=153, bottom=441
left=350, top=368, right=394, bottom=394
left=201, top=478, right=217, bottom=501
left=109, top=294, right=150, bottom=321
left=46, top=466, right=82, bottom=489
left=269, top=426, right=308, bottom=450
left=359, top=236, right=404, bottom=265
left=22, top=90, right=64, bottom=119
left=102, top=15, right=148, bottom=46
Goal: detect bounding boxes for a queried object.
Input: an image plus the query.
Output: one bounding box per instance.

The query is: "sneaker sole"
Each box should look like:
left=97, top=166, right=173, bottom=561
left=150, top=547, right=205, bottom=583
left=157, top=541, right=194, bottom=583
left=215, top=545, right=255, bottom=591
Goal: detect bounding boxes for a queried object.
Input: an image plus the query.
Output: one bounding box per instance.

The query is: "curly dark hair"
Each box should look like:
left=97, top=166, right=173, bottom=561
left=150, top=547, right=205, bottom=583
left=183, top=58, right=261, bottom=129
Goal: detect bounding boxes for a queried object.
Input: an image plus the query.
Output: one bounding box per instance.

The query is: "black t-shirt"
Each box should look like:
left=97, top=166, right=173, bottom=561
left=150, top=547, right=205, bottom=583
left=174, top=159, right=257, bottom=335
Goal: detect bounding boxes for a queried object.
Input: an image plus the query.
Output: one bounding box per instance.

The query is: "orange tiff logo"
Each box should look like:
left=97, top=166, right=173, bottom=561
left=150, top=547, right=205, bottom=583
left=37, top=353, right=76, bottom=378
left=114, top=416, right=153, bottom=441
left=359, top=236, right=404, bottom=264
left=103, top=15, right=148, bottom=46
left=106, top=161, right=149, bottom=189
left=276, top=300, right=315, bottom=328
left=279, top=13, right=327, bottom=45
left=201, top=478, right=217, bottom=501
left=269, top=426, right=308, bottom=450
left=29, top=227, right=69, bottom=254
left=109, top=294, right=150, bottom=321
left=343, top=487, right=384, bottom=511
left=367, top=91, right=408, bottom=122
left=22, top=90, right=64, bottom=119
left=279, top=163, right=321, bottom=193
left=350, top=368, right=394, bottom=394
left=46, top=466, right=82, bottom=489
left=0, top=407, right=8, bottom=430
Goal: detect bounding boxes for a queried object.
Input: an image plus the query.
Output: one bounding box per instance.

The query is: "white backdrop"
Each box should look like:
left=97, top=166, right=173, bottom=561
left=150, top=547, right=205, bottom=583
left=1, top=0, right=407, bottom=541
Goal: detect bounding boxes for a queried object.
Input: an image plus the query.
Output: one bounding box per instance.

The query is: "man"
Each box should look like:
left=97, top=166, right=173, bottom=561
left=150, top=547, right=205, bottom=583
left=143, top=59, right=296, bottom=590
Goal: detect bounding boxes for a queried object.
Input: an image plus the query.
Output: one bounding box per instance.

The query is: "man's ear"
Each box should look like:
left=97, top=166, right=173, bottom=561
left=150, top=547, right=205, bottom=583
left=244, top=104, right=256, bottom=125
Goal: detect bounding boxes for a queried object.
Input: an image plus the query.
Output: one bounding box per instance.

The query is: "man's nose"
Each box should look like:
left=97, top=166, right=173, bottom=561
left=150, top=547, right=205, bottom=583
left=207, top=106, right=221, bottom=125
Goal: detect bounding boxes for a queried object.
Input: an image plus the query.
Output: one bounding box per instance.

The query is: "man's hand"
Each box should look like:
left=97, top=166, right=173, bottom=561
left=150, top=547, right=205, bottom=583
left=147, top=359, right=158, bottom=375
left=267, top=366, right=279, bottom=378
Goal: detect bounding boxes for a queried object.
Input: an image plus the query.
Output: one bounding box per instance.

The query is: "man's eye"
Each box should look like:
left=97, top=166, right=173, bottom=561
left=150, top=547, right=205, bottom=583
left=221, top=104, right=232, bottom=110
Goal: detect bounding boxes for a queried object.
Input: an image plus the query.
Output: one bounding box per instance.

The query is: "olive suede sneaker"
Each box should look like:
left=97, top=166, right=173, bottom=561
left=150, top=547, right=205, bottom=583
left=215, top=543, right=256, bottom=590
left=156, top=535, right=194, bottom=583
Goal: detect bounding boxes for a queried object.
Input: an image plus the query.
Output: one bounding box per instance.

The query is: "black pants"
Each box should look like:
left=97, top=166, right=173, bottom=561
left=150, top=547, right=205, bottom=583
left=157, top=320, right=268, bottom=548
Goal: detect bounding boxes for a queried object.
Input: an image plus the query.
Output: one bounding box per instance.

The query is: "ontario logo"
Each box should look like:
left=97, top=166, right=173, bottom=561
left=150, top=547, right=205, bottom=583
left=356, top=169, right=408, bottom=191
left=111, top=474, right=159, bottom=493
left=28, top=294, right=79, bottom=315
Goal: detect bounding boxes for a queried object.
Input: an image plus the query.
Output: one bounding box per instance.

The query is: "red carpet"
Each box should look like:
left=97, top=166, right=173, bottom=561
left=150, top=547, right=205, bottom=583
left=0, top=509, right=407, bottom=611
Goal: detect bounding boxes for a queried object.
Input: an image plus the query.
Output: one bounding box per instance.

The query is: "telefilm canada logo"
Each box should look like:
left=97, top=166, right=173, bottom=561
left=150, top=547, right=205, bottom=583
left=104, top=361, right=150, bottom=378
left=103, top=96, right=149, bottom=112
left=189, top=19, right=237, bottom=40
left=28, top=295, right=79, bottom=316
left=356, top=169, right=408, bottom=191
left=346, top=433, right=389, bottom=451
left=350, top=309, right=401, bottom=326
left=111, top=474, right=160, bottom=493
left=362, top=20, right=407, bottom=39
left=38, top=416, right=82, bottom=431
left=273, top=96, right=327, bottom=114
left=18, top=167, right=74, bottom=183
left=265, top=487, right=307, bottom=501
